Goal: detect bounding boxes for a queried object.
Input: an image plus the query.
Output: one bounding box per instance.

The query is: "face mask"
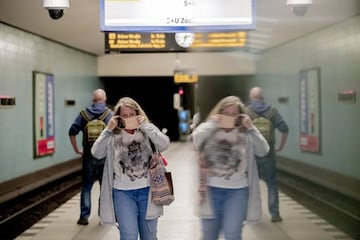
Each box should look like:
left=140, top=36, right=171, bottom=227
left=122, top=116, right=139, bottom=130
left=218, top=115, right=236, bottom=128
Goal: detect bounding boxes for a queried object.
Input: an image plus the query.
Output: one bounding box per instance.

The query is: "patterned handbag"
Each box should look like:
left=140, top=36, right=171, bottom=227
left=148, top=140, right=174, bottom=206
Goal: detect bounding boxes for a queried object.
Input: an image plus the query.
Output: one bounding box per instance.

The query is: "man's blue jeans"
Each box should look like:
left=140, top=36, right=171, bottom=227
left=255, top=149, right=280, bottom=218
left=113, top=187, right=158, bottom=240
left=80, top=155, right=105, bottom=219
left=201, top=187, right=249, bottom=240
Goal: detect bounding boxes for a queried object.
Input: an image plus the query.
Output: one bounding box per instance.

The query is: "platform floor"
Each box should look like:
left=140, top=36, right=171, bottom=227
left=16, top=142, right=353, bottom=240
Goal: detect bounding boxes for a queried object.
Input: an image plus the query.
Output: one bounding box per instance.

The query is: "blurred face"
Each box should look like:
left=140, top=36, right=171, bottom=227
left=221, top=104, right=239, bottom=117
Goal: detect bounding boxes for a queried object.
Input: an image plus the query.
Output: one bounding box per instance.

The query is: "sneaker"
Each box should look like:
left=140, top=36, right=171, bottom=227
left=77, top=217, right=89, bottom=225
left=271, top=215, right=283, bottom=222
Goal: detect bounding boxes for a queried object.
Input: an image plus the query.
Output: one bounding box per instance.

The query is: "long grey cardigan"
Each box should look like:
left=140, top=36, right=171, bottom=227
left=91, top=122, right=170, bottom=225
left=192, top=120, right=269, bottom=223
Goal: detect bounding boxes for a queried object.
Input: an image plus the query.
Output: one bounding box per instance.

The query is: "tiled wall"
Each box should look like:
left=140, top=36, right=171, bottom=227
left=0, top=23, right=100, bottom=182
left=251, top=16, right=360, bottom=179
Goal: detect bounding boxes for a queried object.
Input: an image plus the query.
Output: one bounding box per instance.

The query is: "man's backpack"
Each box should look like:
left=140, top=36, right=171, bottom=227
left=248, top=108, right=277, bottom=144
left=80, top=108, right=111, bottom=146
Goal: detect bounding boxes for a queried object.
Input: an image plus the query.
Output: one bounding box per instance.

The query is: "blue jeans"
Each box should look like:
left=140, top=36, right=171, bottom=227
left=112, top=187, right=158, bottom=240
left=201, top=187, right=249, bottom=240
left=80, top=155, right=105, bottom=219
left=255, top=149, right=280, bottom=218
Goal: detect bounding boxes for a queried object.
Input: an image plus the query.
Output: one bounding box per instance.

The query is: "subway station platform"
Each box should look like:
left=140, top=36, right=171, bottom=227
left=16, top=142, right=353, bottom=240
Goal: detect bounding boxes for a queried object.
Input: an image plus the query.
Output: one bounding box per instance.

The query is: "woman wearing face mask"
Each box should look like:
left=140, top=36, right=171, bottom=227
left=191, top=95, right=269, bottom=240
left=91, top=96, right=170, bottom=240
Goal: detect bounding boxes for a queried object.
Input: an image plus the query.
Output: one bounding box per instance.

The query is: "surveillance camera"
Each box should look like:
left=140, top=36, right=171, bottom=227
left=43, top=0, right=69, bottom=20
left=286, top=0, right=312, bottom=17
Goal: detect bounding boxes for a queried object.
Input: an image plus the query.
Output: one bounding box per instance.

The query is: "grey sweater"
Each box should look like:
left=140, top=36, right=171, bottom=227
left=91, top=122, right=170, bottom=225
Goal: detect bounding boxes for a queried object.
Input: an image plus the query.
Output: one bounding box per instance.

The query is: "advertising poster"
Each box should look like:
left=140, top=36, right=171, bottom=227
left=33, top=71, right=55, bottom=157
left=299, top=68, right=321, bottom=153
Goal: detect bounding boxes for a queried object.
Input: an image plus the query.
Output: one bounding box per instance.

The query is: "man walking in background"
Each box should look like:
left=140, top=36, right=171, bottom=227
left=69, top=89, right=113, bottom=225
left=246, top=86, right=289, bottom=222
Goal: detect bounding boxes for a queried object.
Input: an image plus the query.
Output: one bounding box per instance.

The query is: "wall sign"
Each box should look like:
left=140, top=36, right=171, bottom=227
left=33, top=71, right=55, bottom=158
left=338, top=90, right=356, bottom=103
left=0, top=95, right=16, bottom=108
left=174, top=69, right=198, bottom=83
left=299, top=67, right=321, bottom=153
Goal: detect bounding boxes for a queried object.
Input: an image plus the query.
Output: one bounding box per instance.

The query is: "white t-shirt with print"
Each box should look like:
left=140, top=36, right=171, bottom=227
left=113, top=130, right=152, bottom=190
left=202, top=128, right=248, bottom=189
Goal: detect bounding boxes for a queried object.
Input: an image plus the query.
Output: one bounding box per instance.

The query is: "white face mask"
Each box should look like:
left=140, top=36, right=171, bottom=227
left=218, top=115, right=237, bottom=129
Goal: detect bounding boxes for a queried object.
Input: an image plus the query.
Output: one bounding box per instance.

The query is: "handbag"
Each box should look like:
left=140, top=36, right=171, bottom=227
left=148, top=140, right=174, bottom=206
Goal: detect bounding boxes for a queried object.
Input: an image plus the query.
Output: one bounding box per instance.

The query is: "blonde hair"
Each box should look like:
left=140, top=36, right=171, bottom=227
left=206, top=96, right=247, bottom=132
left=207, top=95, right=246, bottom=117
left=114, top=97, right=149, bottom=120
left=113, top=97, right=149, bottom=134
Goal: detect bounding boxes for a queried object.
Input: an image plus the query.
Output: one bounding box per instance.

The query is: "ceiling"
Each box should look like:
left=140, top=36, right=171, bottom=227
left=0, top=0, right=359, bottom=56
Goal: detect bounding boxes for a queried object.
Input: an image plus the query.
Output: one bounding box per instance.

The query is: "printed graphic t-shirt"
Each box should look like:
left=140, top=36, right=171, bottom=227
left=202, top=128, right=248, bottom=189
left=113, top=130, right=152, bottom=190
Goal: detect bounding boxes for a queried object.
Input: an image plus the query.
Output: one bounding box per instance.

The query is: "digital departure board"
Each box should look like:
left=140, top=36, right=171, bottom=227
left=105, top=31, right=247, bottom=53
left=100, top=0, right=255, bottom=32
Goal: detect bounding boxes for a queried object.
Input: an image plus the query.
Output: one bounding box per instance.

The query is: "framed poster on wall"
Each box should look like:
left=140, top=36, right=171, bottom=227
left=33, top=71, right=55, bottom=158
left=299, top=67, right=321, bottom=153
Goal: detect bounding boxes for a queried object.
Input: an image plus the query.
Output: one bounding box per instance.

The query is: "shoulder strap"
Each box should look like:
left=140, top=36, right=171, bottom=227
left=246, top=107, right=259, bottom=119
left=149, top=138, right=156, bottom=153
left=80, top=109, right=92, bottom=122
left=264, top=107, right=277, bottom=119
left=80, top=108, right=110, bottom=122
left=98, top=108, right=111, bottom=121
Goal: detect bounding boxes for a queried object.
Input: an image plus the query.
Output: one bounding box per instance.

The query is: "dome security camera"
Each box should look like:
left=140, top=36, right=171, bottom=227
left=286, top=0, right=312, bottom=17
left=43, top=0, right=69, bottom=20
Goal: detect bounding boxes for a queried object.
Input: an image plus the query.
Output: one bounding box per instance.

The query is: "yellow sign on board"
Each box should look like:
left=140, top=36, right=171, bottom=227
left=174, top=70, right=198, bottom=83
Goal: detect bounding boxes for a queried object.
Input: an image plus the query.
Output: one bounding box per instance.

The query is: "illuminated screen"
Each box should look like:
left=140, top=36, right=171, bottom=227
left=179, top=122, right=189, bottom=134
left=100, top=0, right=256, bottom=32
left=178, top=110, right=189, bottom=122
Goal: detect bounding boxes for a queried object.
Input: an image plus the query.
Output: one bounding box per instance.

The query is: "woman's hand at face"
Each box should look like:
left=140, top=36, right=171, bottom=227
left=239, top=114, right=253, bottom=129
left=108, top=115, right=120, bottom=130
left=136, top=115, right=146, bottom=125
left=211, top=114, right=222, bottom=123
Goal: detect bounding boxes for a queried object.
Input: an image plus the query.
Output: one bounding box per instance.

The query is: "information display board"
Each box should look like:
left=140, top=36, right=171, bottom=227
left=100, top=0, right=255, bottom=32
left=105, top=31, right=246, bottom=53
